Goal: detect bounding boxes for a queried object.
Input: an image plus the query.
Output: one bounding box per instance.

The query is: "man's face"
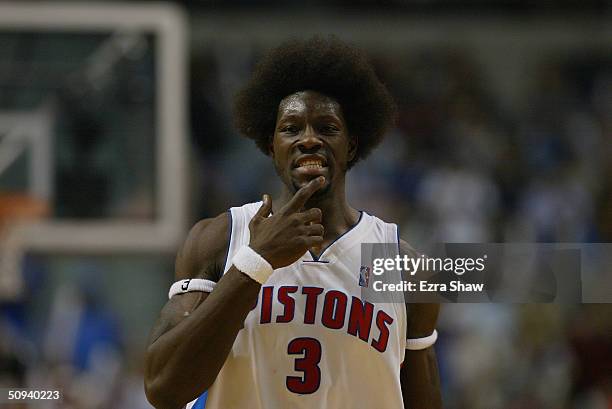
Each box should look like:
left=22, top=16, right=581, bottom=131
left=270, top=90, right=356, bottom=194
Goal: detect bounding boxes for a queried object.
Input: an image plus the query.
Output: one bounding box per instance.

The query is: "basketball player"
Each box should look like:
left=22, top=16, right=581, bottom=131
left=145, top=37, right=441, bottom=409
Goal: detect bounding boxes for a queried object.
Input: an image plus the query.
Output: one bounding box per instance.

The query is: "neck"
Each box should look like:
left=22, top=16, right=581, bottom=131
left=275, top=179, right=360, bottom=238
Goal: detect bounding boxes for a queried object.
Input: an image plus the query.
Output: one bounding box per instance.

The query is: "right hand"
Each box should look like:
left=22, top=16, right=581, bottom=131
left=248, top=177, right=325, bottom=269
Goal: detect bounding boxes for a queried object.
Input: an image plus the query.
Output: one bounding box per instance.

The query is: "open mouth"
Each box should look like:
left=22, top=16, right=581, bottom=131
left=294, top=156, right=328, bottom=170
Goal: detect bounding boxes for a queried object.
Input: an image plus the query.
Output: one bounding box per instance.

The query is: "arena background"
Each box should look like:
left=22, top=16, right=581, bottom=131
left=0, top=1, right=611, bottom=408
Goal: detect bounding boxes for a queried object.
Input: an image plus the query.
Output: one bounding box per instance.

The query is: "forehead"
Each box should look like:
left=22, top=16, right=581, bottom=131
left=277, top=91, right=343, bottom=118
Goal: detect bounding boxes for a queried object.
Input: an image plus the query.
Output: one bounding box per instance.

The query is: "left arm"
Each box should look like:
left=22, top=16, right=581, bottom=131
left=399, top=240, right=442, bottom=409
left=400, top=305, right=442, bottom=409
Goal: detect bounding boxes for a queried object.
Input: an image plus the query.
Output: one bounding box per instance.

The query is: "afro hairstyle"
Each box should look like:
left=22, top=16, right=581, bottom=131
left=233, top=36, right=397, bottom=168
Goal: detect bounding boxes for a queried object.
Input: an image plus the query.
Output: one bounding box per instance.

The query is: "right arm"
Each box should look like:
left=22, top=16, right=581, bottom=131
left=144, top=177, right=325, bottom=409
left=144, top=212, right=262, bottom=409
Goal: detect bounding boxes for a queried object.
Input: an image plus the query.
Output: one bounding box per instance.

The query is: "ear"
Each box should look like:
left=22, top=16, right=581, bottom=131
left=268, top=135, right=275, bottom=158
left=347, top=135, right=358, bottom=163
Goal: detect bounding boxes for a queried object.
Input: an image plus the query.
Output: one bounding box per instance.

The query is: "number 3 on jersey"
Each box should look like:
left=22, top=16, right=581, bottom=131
left=286, top=337, right=322, bottom=394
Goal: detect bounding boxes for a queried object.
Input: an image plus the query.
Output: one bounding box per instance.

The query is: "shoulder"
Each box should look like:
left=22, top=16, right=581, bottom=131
left=399, top=239, right=421, bottom=259
left=362, top=211, right=400, bottom=243
left=398, top=238, right=441, bottom=336
left=175, top=212, right=230, bottom=281
left=364, top=210, right=411, bottom=252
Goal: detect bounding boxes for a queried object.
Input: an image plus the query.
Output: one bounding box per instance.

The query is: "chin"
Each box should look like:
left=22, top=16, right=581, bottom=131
left=292, top=178, right=332, bottom=196
left=313, top=184, right=331, bottom=197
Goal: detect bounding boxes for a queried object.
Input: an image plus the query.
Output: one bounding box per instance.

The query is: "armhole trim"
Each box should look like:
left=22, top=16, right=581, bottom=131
left=395, top=223, right=401, bottom=254
left=395, top=222, right=407, bottom=362
left=221, top=209, right=233, bottom=277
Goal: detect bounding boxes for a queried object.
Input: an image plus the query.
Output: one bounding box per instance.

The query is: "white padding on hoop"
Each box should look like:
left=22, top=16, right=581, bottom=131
left=405, top=329, right=438, bottom=350
left=168, top=278, right=217, bottom=299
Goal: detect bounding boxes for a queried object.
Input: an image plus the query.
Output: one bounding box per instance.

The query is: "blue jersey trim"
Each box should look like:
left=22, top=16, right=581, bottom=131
left=221, top=210, right=233, bottom=279
left=193, top=392, right=207, bottom=409
left=396, top=223, right=401, bottom=254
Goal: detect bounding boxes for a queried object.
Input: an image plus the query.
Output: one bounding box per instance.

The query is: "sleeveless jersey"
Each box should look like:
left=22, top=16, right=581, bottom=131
left=187, top=202, right=407, bottom=409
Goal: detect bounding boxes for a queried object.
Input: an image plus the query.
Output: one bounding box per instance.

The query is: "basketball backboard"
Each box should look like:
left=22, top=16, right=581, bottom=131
left=0, top=2, right=187, bottom=254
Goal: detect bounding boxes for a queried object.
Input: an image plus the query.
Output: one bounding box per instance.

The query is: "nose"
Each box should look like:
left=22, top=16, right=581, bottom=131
left=297, top=127, right=322, bottom=153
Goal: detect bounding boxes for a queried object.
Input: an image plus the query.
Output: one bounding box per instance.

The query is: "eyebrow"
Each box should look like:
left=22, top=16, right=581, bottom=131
left=315, top=114, right=342, bottom=121
left=276, top=113, right=301, bottom=122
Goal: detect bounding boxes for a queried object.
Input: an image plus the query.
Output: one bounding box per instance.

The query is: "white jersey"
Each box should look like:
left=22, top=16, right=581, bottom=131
left=187, top=202, right=407, bottom=409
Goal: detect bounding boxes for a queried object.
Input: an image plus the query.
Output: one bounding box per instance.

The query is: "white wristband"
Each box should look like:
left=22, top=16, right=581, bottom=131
left=232, top=245, right=273, bottom=284
left=405, top=329, right=438, bottom=351
left=168, top=278, right=217, bottom=299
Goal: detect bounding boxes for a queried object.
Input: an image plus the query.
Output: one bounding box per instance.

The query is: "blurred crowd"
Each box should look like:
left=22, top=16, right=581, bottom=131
left=1, top=16, right=611, bottom=409
left=0, top=252, right=168, bottom=409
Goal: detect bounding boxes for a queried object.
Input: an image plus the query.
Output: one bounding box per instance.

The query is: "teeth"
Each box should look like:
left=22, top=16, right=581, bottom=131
left=297, top=159, right=324, bottom=169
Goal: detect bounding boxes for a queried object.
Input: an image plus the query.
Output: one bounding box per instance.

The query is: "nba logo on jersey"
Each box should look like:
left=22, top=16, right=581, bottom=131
left=359, top=266, right=370, bottom=287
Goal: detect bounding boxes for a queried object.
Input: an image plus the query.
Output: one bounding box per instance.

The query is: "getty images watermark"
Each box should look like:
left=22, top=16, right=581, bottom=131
left=360, top=243, right=612, bottom=303
left=371, top=253, right=488, bottom=293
